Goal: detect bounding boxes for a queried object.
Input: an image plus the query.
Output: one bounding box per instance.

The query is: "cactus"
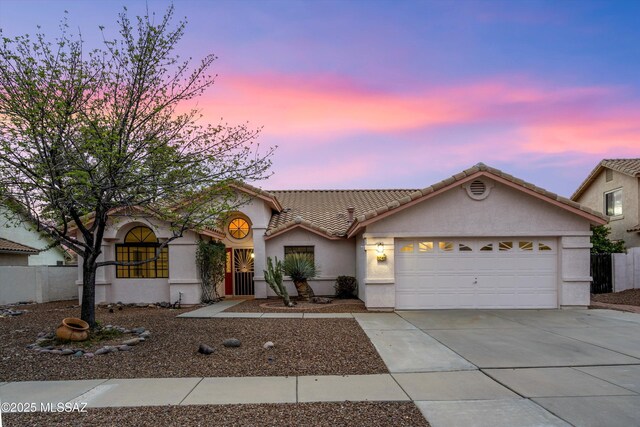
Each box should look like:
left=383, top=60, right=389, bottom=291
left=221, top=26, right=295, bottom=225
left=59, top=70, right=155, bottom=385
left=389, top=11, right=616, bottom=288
left=264, top=257, right=294, bottom=307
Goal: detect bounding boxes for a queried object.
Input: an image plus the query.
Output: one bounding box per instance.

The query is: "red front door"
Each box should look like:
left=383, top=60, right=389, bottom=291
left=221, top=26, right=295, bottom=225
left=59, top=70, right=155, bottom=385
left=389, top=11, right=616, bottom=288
left=224, top=247, right=233, bottom=296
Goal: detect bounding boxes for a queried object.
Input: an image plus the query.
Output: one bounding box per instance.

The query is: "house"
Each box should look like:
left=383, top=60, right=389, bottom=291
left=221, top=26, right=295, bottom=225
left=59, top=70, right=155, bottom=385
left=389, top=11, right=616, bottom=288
left=0, top=201, right=70, bottom=266
left=0, top=237, right=39, bottom=266
left=571, top=158, right=640, bottom=249
left=76, top=163, right=606, bottom=310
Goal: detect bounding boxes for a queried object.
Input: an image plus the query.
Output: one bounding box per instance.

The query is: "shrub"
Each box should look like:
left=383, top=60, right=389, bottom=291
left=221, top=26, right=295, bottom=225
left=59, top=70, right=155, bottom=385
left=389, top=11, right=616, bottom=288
left=334, top=276, right=357, bottom=298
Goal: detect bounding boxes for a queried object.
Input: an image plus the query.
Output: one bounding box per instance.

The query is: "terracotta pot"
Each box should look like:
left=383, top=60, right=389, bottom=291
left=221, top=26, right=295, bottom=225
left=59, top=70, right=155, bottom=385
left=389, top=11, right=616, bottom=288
left=56, top=317, right=89, bottom=341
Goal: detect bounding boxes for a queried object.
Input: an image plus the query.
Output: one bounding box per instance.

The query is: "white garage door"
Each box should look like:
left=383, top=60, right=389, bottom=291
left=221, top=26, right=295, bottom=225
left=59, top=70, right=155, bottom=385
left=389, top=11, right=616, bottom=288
left=395, top=238, right=557, bottom=309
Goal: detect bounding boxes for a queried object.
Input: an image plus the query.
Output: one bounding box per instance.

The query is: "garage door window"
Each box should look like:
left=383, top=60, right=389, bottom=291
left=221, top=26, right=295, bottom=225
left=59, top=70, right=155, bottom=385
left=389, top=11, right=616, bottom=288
left=458, top=243, right=473, bottom=252
left=499, top=241, right=513, bottom=251
left=539, top=242, right=552, bottom=251
left=439, top=242, right=454, bottom=252
left=400, top=243, right=414, bottom=253
left=480, top=243, right=494, bottom=252
left=519, top=241, right=533, bottom=251
left=418, top=241, right=434, bottom=252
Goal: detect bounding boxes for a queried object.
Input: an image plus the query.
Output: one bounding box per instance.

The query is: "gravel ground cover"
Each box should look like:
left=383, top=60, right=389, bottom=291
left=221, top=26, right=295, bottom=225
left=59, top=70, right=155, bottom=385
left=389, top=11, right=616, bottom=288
left=224, top=298, right=370, bottom=313
left=0, top=301, right=387, bottom=381
left=592, top=289, right=640, bottom=306
left=3, top=402, right=429, bottom=427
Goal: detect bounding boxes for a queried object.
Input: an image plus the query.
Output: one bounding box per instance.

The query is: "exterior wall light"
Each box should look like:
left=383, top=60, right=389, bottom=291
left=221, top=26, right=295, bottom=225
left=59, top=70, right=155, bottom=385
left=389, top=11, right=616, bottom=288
left=376, top=243, right=387, bottom=261
left=250, top=252, right=255, bottom=259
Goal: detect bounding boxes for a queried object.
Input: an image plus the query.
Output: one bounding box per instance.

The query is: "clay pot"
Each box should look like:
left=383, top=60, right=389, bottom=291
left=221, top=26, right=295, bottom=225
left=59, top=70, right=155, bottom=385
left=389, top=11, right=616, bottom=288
left=56, top=317, right=89, bottom=341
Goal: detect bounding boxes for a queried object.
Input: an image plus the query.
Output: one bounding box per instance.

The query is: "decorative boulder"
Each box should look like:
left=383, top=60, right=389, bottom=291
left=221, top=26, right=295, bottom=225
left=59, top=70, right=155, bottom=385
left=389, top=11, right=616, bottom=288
left=198, top=344, right=215, bottom=355
left=223, top=338, right=241, bottom=348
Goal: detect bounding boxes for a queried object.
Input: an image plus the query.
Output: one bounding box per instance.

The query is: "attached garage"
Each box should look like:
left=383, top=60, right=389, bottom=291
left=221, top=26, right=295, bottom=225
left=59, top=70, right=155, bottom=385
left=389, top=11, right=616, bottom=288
left=395, top=238, right=557, bottom=309
left=349, top=163, right=608, bottom=311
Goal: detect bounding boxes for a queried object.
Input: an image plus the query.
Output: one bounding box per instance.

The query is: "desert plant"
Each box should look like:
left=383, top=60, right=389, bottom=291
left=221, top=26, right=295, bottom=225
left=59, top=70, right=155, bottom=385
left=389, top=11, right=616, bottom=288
left=334, top=276, right=358, bottom=298
left=264, top=257, right=294, bottom=307
left=283, top=253, right=318, bottom=300
left=196, top=240, right=226, bottom=303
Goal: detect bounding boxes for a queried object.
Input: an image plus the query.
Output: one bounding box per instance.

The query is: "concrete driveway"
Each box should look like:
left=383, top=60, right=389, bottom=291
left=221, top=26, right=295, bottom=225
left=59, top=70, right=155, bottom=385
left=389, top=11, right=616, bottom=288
left=355, top=309, right=640, bottom=427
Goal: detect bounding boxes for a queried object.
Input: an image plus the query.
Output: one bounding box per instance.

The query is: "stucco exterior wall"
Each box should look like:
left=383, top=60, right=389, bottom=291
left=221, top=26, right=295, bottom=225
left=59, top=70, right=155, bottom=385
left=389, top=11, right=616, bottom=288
left=263, top=228, right=356, bottom=297
left=0, top=206, right=68, bottom=266
left=0, top=254, right=29, bottom=266
left=356, top=233, right=366, bottom=302
left=77, top=215, right=202, bottom=305
left=0, top=265, right=77, bottom=305
left=361, top=179, right=593, bottom=309
left=575, top=169, right=640, bottom=248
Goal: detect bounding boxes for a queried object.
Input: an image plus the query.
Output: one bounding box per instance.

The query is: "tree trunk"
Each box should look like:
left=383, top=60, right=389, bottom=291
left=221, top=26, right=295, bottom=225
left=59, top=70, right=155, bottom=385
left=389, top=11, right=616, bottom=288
left=80, top=257, right=97, bottom=328
left=294, top=280, right=315, bottom=301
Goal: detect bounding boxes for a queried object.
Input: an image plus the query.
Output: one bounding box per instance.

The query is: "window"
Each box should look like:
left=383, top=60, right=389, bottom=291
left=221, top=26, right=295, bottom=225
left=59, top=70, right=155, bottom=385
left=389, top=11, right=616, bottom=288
left=539, top=243, right=552, bottom=251
left=284, top=246, right=314, bottom=263
left=458, top=243, right=473, bottom=252
left=418, top=241, right=433, bottom=252
left=400, top=243, right=414, bottom=253
left=605, top=189, right=622, bottom=216
left=116, top=226, right=168, bottom=278
left=519, top=241, right=533, bottom=251
left=228, top=218, right=250, bottom=239
left=499, top=241, right=513, bottom=251
left=480, top=243, right=494, bottom=252
left=439, top=242, right=454, bottom=252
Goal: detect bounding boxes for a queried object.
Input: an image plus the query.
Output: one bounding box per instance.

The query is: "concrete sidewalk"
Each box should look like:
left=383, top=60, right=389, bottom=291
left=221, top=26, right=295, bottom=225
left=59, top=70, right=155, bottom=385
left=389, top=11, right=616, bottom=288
left=0, top=374, right=409, bottom=409
left=178, top=301, right=355, bottom=318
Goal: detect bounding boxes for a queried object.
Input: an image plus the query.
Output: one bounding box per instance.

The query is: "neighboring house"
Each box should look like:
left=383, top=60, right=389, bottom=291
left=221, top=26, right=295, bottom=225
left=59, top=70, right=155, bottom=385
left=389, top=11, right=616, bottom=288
left=76, top=163, right=606, bottom=310
left=0, top=203, right=70, bottom=266
left=0, top=237, right=39, bottom=266
left=571, top=158, right=640, bottom=249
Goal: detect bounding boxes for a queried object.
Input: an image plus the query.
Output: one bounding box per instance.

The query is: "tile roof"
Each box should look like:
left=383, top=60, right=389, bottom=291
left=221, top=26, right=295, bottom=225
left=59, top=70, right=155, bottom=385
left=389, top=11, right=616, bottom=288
left=345, top=163, right=607, bottom=238
left=265, top=189, right=417, bottom=238
left=628, top=224, right=640, bottom=233
left=266, top=163, right=607, bottom=240
left=572, top=158, right=640, bottom=200
left=0, top=238, right=39, bottom=254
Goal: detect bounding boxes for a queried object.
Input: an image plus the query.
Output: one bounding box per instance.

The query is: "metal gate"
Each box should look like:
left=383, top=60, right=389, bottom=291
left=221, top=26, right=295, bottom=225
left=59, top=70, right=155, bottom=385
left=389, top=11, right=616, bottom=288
left=233, top=248, right=254, bottom=295
left=590, top=254, right=613, bottom=294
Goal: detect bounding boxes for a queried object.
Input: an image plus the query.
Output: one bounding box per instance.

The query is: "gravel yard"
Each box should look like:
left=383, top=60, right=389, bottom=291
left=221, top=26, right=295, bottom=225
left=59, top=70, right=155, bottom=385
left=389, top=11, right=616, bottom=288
left=592, top=289, right=640, bottom=306
left=224, top=298, right=370, bottom=313
left=0, top=301, right=387, bottom=381
left=3, top=402, right=429, bottom=427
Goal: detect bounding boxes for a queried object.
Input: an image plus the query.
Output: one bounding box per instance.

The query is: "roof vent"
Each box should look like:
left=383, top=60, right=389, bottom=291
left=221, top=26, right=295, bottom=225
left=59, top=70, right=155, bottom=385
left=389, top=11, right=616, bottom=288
left=347, top=207, right=355, bottom=223
left=469, top=180, right=486, bottom=196
left=465, top=179, right=492, bottom=200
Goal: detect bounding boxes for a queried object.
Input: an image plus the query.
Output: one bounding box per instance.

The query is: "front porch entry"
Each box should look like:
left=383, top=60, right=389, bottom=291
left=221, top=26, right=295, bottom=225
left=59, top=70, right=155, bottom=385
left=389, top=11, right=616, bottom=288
left=225, top=247, right=255, bottom=296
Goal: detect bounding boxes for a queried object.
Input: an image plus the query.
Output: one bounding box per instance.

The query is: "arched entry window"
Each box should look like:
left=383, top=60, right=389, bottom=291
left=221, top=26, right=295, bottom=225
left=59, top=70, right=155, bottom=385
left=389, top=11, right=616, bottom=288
left=115, top=226, right=169, bottom=278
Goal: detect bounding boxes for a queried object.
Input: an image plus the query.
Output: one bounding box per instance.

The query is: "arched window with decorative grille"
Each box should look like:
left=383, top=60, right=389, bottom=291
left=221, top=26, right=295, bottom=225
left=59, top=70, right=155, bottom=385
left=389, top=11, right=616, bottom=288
left=115, top=226, right=169, bottom=278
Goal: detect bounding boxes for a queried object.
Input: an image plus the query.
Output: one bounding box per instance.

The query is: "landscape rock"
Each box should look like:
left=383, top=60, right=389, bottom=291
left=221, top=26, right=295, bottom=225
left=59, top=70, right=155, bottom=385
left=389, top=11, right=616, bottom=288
left=118, top=345, right=132, bottom=351
left=84, top=352, right=94, bottom=358
left=263, top=341, right=275, bottom=350
left=122, top=338, right=140, bottom=346
left=311, top=297, right=332, bottom=304
left=139, top=331, right=151, bottom=339
left=60, top=349, right=75, bottom=356
left=223, top=338, right=241, bottom=348
left=95, top=348, right=110, bottom=355
left=73, top=351, right=84, bottom=357
left=131, top=327, right=145, bottom=334
left=198, top=344, right=215, bottom=355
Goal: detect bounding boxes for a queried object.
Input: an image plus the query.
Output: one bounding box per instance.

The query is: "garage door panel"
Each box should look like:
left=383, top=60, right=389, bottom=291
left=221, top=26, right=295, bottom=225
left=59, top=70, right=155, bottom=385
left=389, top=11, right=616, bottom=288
left=395, top=238, right=557, bottom=309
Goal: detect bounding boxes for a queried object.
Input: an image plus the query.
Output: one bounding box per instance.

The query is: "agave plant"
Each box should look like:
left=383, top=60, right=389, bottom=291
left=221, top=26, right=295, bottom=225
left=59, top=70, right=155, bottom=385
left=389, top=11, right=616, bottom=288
left=282, top=253, right=318, bottom=300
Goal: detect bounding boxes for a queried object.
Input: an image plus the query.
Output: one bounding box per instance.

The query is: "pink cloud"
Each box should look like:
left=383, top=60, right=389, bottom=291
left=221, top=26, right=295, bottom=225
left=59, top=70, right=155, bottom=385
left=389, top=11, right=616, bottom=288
left=190, top=72, right=640, bottom=192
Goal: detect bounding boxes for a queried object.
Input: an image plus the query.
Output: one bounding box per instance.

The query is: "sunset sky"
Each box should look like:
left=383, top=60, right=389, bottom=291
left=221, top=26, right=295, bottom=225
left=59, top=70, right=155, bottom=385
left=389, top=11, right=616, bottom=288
left=1, top=0, right=639, bottom=196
